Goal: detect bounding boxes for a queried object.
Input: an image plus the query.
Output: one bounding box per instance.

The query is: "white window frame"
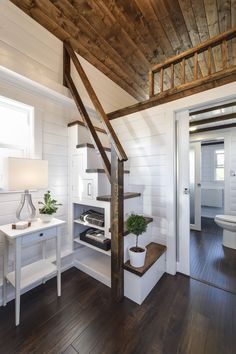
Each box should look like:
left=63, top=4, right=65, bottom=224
left=0, top=95, right=35, bottom=191
left=214, top=149, right=224, bottom=181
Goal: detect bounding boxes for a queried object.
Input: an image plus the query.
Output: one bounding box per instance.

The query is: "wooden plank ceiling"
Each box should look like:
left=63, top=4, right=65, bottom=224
left=10, top=0, right=236, bottom=101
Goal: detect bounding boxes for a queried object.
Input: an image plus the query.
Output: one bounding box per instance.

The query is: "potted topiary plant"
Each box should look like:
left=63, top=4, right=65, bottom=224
left=38, top=191, right=62, bottom=223
left=126, top=214, right=147, bottom=268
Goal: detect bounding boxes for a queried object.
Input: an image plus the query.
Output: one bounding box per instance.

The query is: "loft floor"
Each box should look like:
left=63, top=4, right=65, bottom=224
left=0, top=268, right=235, bottom=353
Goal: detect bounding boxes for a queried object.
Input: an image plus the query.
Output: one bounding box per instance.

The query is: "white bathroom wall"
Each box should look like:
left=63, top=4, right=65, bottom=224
left=192, top=128, right=236, bottom=216
left=201, top=143, right=224, bottom=187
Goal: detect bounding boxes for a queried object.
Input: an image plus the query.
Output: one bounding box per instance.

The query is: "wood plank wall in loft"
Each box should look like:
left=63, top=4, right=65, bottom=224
left=10, top=0, right=236, bottom=102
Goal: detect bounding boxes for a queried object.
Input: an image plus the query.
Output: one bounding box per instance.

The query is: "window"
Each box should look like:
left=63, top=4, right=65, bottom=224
left=0, top=96, right=34, bottom=189
left=215, top=149, right=224, bottom=181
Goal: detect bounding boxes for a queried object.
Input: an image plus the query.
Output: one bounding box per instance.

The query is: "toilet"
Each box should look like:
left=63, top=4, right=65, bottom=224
left=214, top=215, right=236, bottom=249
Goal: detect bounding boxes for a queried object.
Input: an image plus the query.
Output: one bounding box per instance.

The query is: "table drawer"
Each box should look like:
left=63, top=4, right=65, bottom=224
left=21, top=227, right=57, bottom=246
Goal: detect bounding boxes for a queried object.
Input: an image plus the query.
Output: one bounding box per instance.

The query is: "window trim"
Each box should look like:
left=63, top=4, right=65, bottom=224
left=214, top=149, right=224, bottom=181
left=0, top=95, right=35, bottom=191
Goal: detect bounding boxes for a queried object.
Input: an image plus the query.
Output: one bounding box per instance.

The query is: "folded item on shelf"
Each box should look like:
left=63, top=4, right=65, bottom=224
left=80, top=228, right=111, bottom=251
left=85, top=228, right=107, bottom=243
left=79, top=209, right=104, bottom=227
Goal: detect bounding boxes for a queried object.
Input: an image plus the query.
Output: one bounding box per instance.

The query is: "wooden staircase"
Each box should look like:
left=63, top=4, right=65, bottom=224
left=64, top=42, right=147, bottom=301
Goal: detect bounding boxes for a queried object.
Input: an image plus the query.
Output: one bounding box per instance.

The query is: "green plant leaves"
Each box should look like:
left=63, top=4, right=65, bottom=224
left=126, top=214, right=147, bottom=237
left=38, top=191, right=62, bottom=215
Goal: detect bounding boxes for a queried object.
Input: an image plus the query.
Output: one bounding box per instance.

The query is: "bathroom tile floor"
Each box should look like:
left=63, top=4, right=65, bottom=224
left=191, top=217, right=236, bottom=293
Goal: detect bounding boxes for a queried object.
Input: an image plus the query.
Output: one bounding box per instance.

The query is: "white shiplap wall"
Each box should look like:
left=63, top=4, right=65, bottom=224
left=0, top=0, right=137, bottom=113
left=0, top=0, right=137, bottom=299
left=112, top=107, right=174, bottom=259
left=0, top=77, right=75, bottom=287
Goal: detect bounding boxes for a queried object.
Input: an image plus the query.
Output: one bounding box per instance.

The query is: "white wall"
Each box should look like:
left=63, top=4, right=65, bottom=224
left=201, top=143, right=224, bottom=187
left=0, top=74, right=76, bottom=288
left=0, top=0, right=137, bottom=113
left=0, top=0, right=137, bottom=300
left=192, top=128, right=236, bottom=216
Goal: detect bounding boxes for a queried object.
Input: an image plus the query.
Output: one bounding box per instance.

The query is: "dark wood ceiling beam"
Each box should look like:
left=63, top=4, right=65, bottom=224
left=100, top=0, right=171, bottom=91
left=134, top=0, right=182, bottom=87
left=190, top=112, right=236, bottom=126
left=37, top=0, right=147, bottom=98
left=178, top=0, right=208, bottom=77
left=107, top=68, right=236, bottom=120
left=149, top=0, right=195, bottom=81
left=72, top=0, right=150, bottom=79
left=9, top=0, right=236, bottom=100
left=190, top=101, right=236, bottom=116
left=218, top=0, right=232, bottom=67
left=11, top=0, right=144, bottom=100
left=13, top=0, right=145, bottom=100
left=204, top=0, right=221, bottom=72
left=49, top=0, right=148, bottom=97
left=101, top=0, right=163, bottom=64
left=190, top=122, right=236, bottom=134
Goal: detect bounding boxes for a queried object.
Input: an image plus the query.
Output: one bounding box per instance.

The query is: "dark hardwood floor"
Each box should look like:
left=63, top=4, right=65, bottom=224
left=191, top=217, right=236, bottom=293
left=0, top=267, right=236, bottom=354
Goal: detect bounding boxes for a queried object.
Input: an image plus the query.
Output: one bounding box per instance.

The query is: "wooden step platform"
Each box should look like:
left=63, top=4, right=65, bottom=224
left=86, top=168, right=130, bottom=174
left=68, top=120, right=107, bottom=135
left=97, top=192, right=141, bottom=202
left=123, top=216, right=153, bottom=236
left=123, top=242, right=166, bottom=277
left=76, top=143, right=111, bottom=152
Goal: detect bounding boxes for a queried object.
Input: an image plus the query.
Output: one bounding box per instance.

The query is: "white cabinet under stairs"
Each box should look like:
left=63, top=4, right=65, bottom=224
left=69, top=121, right=166, bottom=304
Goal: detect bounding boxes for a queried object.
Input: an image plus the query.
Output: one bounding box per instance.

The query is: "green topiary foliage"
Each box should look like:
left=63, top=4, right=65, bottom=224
left=126, top=214, right=147, bottom=249
left=38, top=191, right=62, bottom=215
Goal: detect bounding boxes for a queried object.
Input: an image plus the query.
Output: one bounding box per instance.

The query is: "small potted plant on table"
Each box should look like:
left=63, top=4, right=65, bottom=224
left=126, top=214, right=147, bottom=268
left=38, top=191, right=62, bottom=223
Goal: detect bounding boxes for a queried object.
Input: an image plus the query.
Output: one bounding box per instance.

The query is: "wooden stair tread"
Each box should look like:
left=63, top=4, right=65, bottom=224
left=68, top=120, right=107, bottom=135
left=97, top=192, right=141, bottom=202
left=76, top=143, right=111, bottom=152
left=123, top=242, right=166, bottom=277
left=86, top=168, right=130, bottom=174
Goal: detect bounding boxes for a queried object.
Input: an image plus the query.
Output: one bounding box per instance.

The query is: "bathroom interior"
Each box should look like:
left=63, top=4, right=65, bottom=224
left=189, top=104, right=236, bottom=294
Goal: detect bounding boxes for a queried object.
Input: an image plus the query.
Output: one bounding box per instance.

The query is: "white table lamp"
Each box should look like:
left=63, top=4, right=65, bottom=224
left=8, top=157, right=48, bottom=221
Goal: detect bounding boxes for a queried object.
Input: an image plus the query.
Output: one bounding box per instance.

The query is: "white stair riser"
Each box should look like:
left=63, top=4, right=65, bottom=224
left=124, top=253, right=166, bottom=305
left=69, top=124, right=110, bottom=154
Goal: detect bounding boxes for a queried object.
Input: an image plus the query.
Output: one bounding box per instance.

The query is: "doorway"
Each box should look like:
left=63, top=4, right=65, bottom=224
left=177, top=101, right=236, bottom=294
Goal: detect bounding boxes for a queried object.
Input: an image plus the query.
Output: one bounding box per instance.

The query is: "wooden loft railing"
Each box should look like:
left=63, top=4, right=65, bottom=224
left=149, top=28, right=236, bottom=98
left=63, top=42, right=127, bottom=301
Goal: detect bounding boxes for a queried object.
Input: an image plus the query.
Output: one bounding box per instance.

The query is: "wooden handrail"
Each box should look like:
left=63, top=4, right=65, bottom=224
left=65, top=72, right=111, bottom=181
left=64, top=42, right=126, bottom=301
left=64, top=42, right=128, bottom=162
left=151, top=28, right=236, bottom=73
left=149, top=28, right=236, bottom=98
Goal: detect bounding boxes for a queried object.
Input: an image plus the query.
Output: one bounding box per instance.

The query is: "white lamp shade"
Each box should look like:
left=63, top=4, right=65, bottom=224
left=8, top=158, right=48, bottom=190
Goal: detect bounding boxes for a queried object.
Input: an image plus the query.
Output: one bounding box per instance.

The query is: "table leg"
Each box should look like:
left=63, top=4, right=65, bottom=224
left=56, top=232, right=61, bottom=297
left=42, top=240, right=46, bottom=284
left=3, top=237, right=8, bottom=306
left=15, top=238, right=21, bottom=326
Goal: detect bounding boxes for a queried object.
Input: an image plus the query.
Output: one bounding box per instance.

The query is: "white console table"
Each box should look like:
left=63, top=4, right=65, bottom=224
left=0, top=218, right=65, bottom=326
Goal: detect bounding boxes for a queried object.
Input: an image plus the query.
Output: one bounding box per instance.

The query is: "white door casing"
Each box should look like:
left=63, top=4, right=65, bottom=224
left=176, top=110, right=190, bottom=276
left=190, top=142, right=201, bottom=231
